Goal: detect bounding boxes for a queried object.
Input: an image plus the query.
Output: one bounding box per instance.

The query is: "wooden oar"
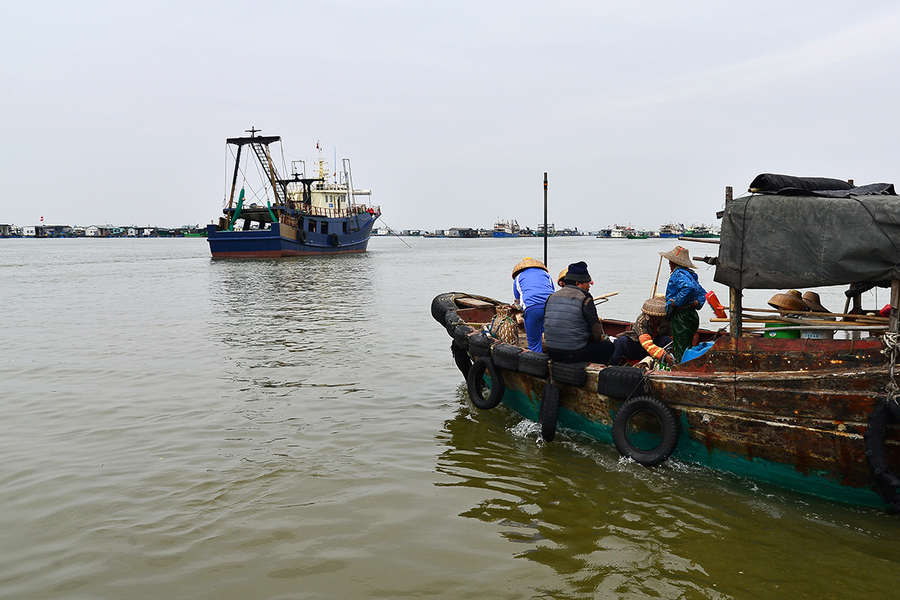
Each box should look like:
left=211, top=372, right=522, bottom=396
left=594, top=291, right=618, bottom=304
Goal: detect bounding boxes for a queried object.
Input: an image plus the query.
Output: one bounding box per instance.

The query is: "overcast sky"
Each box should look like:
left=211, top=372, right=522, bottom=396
left=4, top=1, right=900, bottom=231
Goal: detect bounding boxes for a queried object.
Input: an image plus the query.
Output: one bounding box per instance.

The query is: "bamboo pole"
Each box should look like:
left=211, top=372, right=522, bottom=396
left=741, top=307, right=888, bottom=322
left=650, top=255, right=663, bottom=298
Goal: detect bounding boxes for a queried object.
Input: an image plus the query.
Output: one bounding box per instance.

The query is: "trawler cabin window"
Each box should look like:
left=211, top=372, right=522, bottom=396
left=308, top=220, right=317, bottom=233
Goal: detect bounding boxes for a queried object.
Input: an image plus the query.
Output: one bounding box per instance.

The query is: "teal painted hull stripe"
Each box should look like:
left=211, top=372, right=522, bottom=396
left=497, top=384, right=882, bottom=507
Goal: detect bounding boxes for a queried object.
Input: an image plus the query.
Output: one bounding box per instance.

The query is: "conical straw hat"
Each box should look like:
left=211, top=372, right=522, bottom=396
left=512, top=256, right=547, bottom=278
left=768, top=289, right=807, bottom=312
left=659, top=245, right=696, bottom=269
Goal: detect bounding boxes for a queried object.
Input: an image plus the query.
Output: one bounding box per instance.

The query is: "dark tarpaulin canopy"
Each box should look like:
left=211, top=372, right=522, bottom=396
left=714, top=176, right=900, bottom=290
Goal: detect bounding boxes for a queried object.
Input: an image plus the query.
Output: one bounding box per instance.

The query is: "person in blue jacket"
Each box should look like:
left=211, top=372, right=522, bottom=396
left=660, top=246, right=706, bottom=361
left=512, top=257, right=555, bottom=353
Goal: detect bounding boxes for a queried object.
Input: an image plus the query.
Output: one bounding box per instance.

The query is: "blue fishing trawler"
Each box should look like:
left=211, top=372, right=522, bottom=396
left=207, top=128, right=380, bottom=258
left=492, top=219, right=520, bottom=238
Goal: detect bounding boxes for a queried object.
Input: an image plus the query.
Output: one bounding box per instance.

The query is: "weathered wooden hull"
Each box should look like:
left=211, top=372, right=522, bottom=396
left=434, top=292, right=900, bottom=508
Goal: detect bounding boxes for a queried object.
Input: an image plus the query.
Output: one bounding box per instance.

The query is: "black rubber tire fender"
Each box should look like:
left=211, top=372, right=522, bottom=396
left=468, top=332, right=493, bottom=358
left=540, top=382, right=560, bottom=442
left=492, top=343, right=523, bottom=371
left=328, top=232, right=340, bottom=247
left=517, top=350, right=549, bottom=378
left=551, top=361, right=588, bottom=387
left=444, top=311, right=461, bottom=329
left=431, top=293, right=459, bottom=325
left=597, top=366, right=649, bottom=400
left=466, top=356, right=505, bottom=410
left=452, top=324, right=473, bottom=349
left=612, top=396, right=680, bottom=466
left=864, top=397, right=900, bottom=512
left=297, top=228, right=308, bottom=244
left=451, top=342, right=473, bottom=379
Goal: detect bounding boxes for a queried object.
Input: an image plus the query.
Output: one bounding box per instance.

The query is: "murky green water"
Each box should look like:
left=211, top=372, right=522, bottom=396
left=1, top=236, right=898, bottom=599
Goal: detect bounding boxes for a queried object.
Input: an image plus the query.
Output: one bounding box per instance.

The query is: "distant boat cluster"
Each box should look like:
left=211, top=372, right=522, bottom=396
left=0, top=224, right=207, bottom=238
left=596, top=223, right=720, bottom=239
left=373, top=221, right=720, bottom=239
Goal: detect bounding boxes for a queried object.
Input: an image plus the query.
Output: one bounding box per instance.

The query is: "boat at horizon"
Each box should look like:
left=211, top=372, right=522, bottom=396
left=207, top=128, right=380, bottom=258
left=493, top=219, right=520, bottom=238
left=433, top=174, right=900, bottom=512
left=658, top=223, right=684, bottom=238
left=682, top=224, right=719, bottom=238
left=607, top=225, right=635, bottom=239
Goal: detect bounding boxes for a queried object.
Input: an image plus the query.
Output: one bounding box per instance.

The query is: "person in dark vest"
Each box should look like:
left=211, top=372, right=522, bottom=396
left=543, top=261, right=614, bottom=364
left=609, top=294, right=674, bottom=366
left=660, top=246, right=706, bottom=362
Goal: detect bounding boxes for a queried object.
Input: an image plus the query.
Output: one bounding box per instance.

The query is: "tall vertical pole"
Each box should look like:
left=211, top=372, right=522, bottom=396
left=543, top=172, right=548, bottom=268
left=724, top=185, right=742, bottom=339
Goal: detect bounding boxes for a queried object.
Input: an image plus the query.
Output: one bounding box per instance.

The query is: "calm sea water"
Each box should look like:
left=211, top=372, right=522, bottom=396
left=2, top=235, right=899, bottom=600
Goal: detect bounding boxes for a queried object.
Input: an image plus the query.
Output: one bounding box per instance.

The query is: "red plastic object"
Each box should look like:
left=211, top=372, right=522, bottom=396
left=706, top=290, right=727, bottom=318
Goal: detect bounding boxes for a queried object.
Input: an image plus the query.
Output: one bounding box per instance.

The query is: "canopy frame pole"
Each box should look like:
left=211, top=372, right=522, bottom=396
left=891, top=279, right=900, bottom=333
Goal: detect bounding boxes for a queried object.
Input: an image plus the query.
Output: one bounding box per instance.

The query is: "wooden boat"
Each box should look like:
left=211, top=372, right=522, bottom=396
left=207, top=128, right=380, bottom=258
left=433, top=175, right=900, bottom=511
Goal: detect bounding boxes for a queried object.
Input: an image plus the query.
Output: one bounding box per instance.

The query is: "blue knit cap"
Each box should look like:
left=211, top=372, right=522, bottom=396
left=564, top=261, right=591, bottom=283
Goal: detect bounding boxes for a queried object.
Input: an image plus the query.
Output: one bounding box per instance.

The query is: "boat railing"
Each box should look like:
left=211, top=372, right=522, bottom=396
left=302, top=205, right=381, bottom=219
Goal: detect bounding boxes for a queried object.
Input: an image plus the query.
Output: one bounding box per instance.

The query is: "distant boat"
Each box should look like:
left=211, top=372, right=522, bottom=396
left=595, top=228, right=612, bottom=238
left=658, top=223, right=684, bottom=238
left=682, top=224, right=720, bottom=239
left=608, top=225, right=635, bottom=239
left=536, top=223, right=556, bottom=238
left=207, top=128, right=380, bottom=258
left=493, top=219, right=520, bottom=238
left=627, top=230, right=650, bottom=239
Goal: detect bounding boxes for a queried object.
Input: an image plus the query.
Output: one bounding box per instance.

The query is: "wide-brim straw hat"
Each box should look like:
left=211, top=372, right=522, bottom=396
left=642, top=295, right=667, bottom=317
left=802, top=291, right=829, bottom=313
left=659, top=245, right=696, bottom=269
left=768, top=289, right=808, bottom=312
left=512, top=257, right=547, bottom=278
left=557, top=268, right=568, bottom=285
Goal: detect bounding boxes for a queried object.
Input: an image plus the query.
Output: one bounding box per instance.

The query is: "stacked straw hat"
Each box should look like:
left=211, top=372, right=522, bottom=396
left=642, top=294, right=667, bottom=317
left=511, top=257, right=547, bottom=278
left=768, top=289, right=808, bottom=312
left=659, top=245, right=696, bottom=269
left=802, top=291, right=829, bottom=313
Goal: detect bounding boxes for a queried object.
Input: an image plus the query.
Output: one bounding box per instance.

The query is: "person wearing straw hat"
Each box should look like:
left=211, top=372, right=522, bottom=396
left=609, top=295, right=674, bottom=366
left=660, top=245, right=706, bottom=362
left=543, top=261, right=614, bottom=364
left=512, top=257, right=555, bottom=353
